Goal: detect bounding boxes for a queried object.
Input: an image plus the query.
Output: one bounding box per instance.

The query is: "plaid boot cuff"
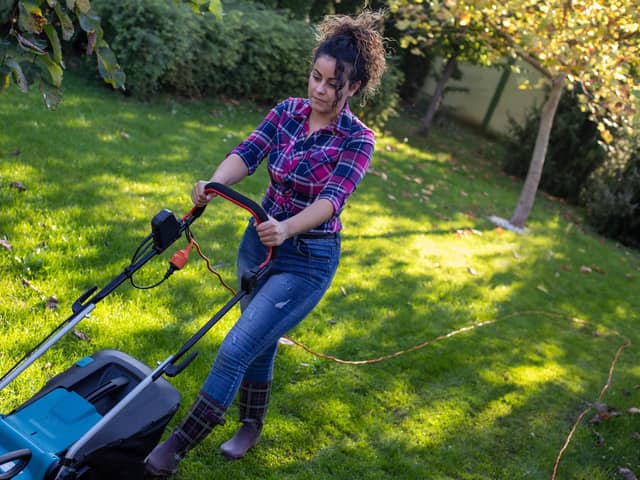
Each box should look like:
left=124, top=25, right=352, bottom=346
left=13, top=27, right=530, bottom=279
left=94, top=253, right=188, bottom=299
left=175, top=391, right=226, bottom=449
left=239, top=380, right=272, bottom=421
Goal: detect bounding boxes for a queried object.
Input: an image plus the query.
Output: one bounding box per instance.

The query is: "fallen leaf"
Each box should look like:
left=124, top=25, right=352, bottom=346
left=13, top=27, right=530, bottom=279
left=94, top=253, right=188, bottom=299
left=632, top=432, right=640, bottom=440
left=46, top=295, right=58, bottom=310
left=589, top=403, right=622, bottom=423
left=467, top=267, right=478, bottom=276
left=628, top=407, right=640, bottom=415
left=619, top=467, right=638, bottom=480
left=580, top=265, right=593, bottom=273
left=120, top=131, right=130, bottom=140
left=0, top=238, right=11, bottom=251
left=340, top=286, right=348, bottom=296
left=367, top=168, right=388, bottom=181
left=72, top=329, right=91, bottom=342
left=10, top=181, right=26, bottom=191
left=560, top=264, right=572, bottom=271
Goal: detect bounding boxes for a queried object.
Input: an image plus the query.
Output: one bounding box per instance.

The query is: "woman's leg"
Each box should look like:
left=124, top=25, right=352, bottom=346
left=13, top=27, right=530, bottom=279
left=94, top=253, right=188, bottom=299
left=215, top=230, right=341, bottom=459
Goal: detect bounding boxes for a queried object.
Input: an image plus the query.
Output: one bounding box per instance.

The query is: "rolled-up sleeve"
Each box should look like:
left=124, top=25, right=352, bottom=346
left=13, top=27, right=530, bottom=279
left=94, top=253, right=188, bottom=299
left=317, top=129, right=375, bottom=215
left=228, top=101, right=285, bottom=175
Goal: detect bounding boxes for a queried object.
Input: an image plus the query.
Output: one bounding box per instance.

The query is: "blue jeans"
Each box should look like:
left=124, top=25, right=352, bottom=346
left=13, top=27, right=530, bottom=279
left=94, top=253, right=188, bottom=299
left=201, top=221, right=340, bottom=407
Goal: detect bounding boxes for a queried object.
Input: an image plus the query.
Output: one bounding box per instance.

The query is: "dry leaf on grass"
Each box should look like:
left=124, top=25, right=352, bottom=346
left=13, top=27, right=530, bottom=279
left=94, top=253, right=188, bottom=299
left=73, top=329, right=91, bottom=342
left=46, top=296, right=59, bottom=310
left=588, top=403, right=622, bottom=423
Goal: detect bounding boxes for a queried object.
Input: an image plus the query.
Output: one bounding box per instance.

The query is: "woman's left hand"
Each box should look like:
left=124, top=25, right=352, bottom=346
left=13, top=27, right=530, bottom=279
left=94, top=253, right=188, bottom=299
left=255, top=217, right=290, bottom=247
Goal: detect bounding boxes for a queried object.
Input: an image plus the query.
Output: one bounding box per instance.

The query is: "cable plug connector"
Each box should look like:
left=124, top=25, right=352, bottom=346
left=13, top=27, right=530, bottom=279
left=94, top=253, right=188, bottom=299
left=169, top=240, right=194, bottom=271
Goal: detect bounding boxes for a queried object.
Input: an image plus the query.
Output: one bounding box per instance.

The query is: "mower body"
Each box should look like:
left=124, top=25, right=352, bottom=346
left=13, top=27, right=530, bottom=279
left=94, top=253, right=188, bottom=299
left=0, top=349, right=180, bottom=479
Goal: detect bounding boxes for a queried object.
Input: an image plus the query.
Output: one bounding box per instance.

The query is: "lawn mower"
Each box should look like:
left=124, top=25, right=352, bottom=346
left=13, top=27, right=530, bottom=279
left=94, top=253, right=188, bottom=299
left=0, top=183, right=273, bottom=480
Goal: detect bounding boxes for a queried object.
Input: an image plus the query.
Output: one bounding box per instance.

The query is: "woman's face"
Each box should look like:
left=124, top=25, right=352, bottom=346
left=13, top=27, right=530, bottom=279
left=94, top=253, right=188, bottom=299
left=308, top=55, right=359, bottom=119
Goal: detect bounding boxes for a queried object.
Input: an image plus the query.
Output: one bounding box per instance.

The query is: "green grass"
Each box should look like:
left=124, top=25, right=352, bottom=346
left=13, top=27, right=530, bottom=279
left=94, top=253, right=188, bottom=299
left=1, top=72, right=639, bottom=480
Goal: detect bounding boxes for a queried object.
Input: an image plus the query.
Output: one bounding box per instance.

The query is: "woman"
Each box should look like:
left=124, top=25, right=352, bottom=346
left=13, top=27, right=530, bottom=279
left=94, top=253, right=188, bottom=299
left=145, top=11, right=386, bottom=477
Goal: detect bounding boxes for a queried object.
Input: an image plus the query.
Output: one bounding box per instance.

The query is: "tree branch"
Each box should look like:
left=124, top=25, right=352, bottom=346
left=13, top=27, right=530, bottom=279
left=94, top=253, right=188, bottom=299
left=480, top=14, right=554, bottom=79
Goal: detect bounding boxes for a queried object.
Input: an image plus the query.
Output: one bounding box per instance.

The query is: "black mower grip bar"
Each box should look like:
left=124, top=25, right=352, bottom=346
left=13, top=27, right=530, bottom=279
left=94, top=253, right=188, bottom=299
left=190, top=182, right=269, bottom=223
left=187, top=182, right=273, bottom=269
left=0, top=448, right=31, bottom=479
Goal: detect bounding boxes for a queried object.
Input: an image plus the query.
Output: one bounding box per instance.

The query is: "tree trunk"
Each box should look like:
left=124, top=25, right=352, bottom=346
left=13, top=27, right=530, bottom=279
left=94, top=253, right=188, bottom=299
left=509, top=73, right=565, bottom=228
left=420, top=55, right=458, bottom=135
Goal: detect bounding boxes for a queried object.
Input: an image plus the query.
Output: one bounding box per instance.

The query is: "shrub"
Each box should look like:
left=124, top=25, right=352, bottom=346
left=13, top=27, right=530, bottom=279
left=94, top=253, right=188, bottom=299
left=92, top=0, right=312, bottom=101
left=216, top=2, right=313, bottom=102
left=502, top=88, right=607, bottom=203
left=582, top=144, right=640, bottom=248
left=90, top=0, right=401, bottom=128
left=91, top=0, right=208, bottom=97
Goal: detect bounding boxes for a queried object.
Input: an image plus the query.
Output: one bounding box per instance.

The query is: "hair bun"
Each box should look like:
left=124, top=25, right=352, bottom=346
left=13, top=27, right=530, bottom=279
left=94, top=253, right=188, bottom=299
left=314, top=11, right=387, bottom=96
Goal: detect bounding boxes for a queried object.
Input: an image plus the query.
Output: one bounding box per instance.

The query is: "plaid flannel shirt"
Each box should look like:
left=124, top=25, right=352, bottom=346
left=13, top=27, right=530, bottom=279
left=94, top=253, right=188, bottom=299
left=229, top=97, right=374, bottom=233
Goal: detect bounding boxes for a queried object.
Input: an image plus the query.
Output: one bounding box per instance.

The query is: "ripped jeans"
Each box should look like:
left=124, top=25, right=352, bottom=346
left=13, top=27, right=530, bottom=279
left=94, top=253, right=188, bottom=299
left=201, top=221, right=340, bottom=407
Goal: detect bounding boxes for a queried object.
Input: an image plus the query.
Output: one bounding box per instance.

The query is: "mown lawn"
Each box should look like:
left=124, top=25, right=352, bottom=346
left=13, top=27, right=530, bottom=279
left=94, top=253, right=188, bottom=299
left=1, top=71, right=639, bottom=480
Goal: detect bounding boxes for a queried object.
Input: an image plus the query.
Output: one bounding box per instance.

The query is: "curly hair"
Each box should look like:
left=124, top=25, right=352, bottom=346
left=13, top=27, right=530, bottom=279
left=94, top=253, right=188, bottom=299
left=313, top=10, right=387, bottom=105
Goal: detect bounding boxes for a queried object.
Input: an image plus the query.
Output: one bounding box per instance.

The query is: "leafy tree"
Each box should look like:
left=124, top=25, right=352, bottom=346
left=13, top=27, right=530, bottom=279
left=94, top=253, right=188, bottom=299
left=0, top=0, right=221, bottom=109
left=390, top=0, right=640, bottom=229
left=389, top=0, right=501, bottom=135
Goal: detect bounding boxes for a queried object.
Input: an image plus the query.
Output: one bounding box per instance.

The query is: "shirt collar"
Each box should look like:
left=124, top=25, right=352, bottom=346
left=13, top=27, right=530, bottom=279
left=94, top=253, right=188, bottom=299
left=294, top=98, right=354, bottom=136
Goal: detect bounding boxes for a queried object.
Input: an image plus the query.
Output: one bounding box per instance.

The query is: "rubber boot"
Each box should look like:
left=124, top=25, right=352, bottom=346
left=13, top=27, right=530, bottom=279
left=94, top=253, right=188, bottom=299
left=220, top=380, right=271, bottom=460
left=145, top=391, right=226, bottom=477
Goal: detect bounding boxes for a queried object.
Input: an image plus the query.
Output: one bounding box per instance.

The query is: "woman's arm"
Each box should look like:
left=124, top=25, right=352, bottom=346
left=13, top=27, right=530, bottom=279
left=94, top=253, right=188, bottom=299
left=255, top=199, right=334, bottom=247
left=191, top=153, right=250, bottom=206
left=210, top=153, right=250, bottom=185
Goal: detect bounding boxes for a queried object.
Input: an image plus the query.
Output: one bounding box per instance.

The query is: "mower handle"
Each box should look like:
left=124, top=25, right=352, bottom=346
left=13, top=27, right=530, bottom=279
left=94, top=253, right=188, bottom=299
left=0, top=448, right=31, bottom=479
left=190, top=181, right=274, bottom=269
left=190, top=182, right=269, bottom=224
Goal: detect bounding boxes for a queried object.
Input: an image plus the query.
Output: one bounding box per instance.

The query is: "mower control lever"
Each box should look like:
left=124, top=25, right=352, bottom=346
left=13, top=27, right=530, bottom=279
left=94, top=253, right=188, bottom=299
left=72, top=286, right=98, bottom=314
left=0, top=448, right=31, bottom=480
left=165, top=351, right=199, bottom=378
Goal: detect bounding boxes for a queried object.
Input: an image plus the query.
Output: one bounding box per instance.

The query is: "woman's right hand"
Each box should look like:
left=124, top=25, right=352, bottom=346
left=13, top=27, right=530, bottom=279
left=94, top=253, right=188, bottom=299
left=191, top=180, right=216, bottom=207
